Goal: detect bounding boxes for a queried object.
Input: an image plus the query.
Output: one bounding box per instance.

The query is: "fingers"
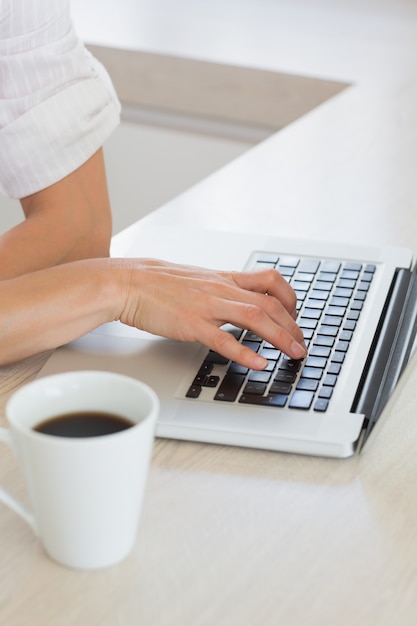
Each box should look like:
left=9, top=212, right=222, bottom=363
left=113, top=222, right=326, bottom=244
left=199, top=319, right=304, bottom=372
left=120, top=260, right=306, bottom=370
left=232, top=268, right=297, bottom=317
left=200, top=324, right=272, bottom=370
left=229, top=268, right=306, bottom=354
left=205, top=295, right=306, bottom=366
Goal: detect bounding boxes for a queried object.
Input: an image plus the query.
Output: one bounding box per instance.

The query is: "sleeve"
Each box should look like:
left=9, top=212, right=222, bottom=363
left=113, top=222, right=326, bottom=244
left=0, top=0, right=121, bottom=198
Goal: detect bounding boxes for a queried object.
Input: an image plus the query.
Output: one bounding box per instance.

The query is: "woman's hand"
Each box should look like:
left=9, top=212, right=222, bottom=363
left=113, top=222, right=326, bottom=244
left=117, top=259, right=307, bottom=370
left=0, top=257, right=306, bottom=368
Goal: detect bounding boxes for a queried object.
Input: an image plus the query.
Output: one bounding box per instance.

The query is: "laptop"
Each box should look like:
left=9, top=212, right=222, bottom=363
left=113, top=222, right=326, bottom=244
left=37, top=226, right=417, bottom=458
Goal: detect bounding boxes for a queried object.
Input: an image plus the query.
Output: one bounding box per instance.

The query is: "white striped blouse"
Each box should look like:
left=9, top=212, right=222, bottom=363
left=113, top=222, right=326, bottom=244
left=0, top=0, right=121, bottom=198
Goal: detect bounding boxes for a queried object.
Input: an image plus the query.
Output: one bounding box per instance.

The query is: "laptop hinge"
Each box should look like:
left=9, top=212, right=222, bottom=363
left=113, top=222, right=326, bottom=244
left=354, top=263, right=417, bottom=450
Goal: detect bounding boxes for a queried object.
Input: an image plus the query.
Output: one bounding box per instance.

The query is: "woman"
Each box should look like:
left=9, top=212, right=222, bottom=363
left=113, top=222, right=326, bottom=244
left=0, top=0, right=306, bottom=368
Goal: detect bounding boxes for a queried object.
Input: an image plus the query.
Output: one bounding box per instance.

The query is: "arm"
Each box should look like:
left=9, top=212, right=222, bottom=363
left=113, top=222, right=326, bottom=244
left=0, top=4, right=305, bottom=369
left=0, top=258, right=306, bottom=368
left=0, top=149, right=112, bottom=280
left=0, top=0, right=119, bottom=280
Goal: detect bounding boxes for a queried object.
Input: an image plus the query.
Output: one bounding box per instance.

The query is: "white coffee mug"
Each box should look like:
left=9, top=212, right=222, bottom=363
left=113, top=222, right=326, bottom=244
left=0, top=370, right=159, bottom=570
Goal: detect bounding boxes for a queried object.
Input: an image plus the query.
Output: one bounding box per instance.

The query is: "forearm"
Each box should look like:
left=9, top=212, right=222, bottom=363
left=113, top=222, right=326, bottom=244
left=0, top=258, right=121, bottom=365
left=0, top=149, right=112, bottom=280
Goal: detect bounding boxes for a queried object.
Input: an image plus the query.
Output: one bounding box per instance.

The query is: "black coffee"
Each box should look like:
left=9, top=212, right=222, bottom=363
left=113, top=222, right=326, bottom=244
left=34, top=411, right=134, bottom=438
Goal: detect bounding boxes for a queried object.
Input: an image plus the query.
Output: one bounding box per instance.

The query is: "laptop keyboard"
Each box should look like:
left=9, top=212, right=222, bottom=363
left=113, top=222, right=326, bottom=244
left=185, top=253, right=376, bottom=412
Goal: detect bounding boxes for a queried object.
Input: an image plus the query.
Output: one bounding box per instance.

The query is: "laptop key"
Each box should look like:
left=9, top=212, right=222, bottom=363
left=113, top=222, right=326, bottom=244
left=344, top=263, right=362, bottom=272
left=299, top=318, right=318, bottom=330
left=186, top=384, right=202, bottom=399
left=337, top=279, right=356, bottom=289
left=305, top=298, right=326, bottom=310
left=279, top=267, right=295, bottom=279
left=335, top=341, right=350, bottom=352
left=317, top=325, right=338, bottom=337
left=318, top=386, right=333, bottom=399
left=298, top=259, right=320, bottom=274
left=354, top=291, right=367, bottom=301
left=314, top=335, right=335, bottom=347
left=289, top=390, right=315, bottom=410
left=347, top=309, right=360, bottom=321
left=294, top=272, right=315, bottom=283
left=343, top=320, right=357, bottom=331
left=239, top=394, right=288, bottom=407
left=327, top=363, right=341, bottom=375
left=301, top=328, right=314, bottom=340
left=305, top=356, right=327, bottom=369
left=263, top=360, right=277, bottom=372
left=228, top=363, right=249, bottom=375
left=279, top=256, right=300, bottom=268
left=317, top=272, right=338, bottom=283
left=203, top=376, right=220, bottom=388
left=214, top=374, right=245, bottom=402
left=322, top=315, right=343, bottom=327
left=314, top=281, right=333, bottom=291
left=309, top=345, right=331, bottom=358
left=296, top=378, right=319, bottom=392
left=198, top=362, right=214, bottom=375
left=242, top=340, right=261, bottom=351
left=270, top=381, right=292, bottom=394
left=274, top=370, right=297, bottom=383
left=292, top=280, right=311, bottom=291
left=205, top=351, right=229, bottom=365
left=248, top=371, right=272, bottom=383
left=243, top=381, right=267, bottom=395
left=331, top=352, right=345, bottom=364
left=256, top=253, right=280, bottom=264
left=330, top=296, right=349, bottom=307
left=260, top=348, right=281, bottom=360
left=309, top=289, right=329, bottom=300
left=300, top=367, right=324, bottom=380
left=314, top=399, right=329, bottom=412
left=227, top=326, right=244, bottom=340
left=333, top=287, right=353, bottom=298
left=361, top=272, right=374, bottom=282
left=280, top=358, right=302, bottom=372
left=244, top=331, right=263, bottom=342
left=321, top=260, right=341, bottom=273
left=325, top=306, right=346, bottom=317
left=322, top=374, right=338, bottom=387
left=303, top=308, right=322, bottom=320
left=294, top=290, right=307, bottom=302
left=193, top=373, right=208, bottom=385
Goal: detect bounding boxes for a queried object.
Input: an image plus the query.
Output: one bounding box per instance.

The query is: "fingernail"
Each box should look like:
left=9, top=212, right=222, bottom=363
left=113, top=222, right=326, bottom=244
left=254, top=355, right=268, bottom=370
left=291, top=341, right=307, bottom=359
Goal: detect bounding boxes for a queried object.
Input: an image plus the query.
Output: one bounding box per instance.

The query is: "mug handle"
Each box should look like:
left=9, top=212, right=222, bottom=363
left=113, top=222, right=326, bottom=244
left=0, top=427, right=37, bottom=533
